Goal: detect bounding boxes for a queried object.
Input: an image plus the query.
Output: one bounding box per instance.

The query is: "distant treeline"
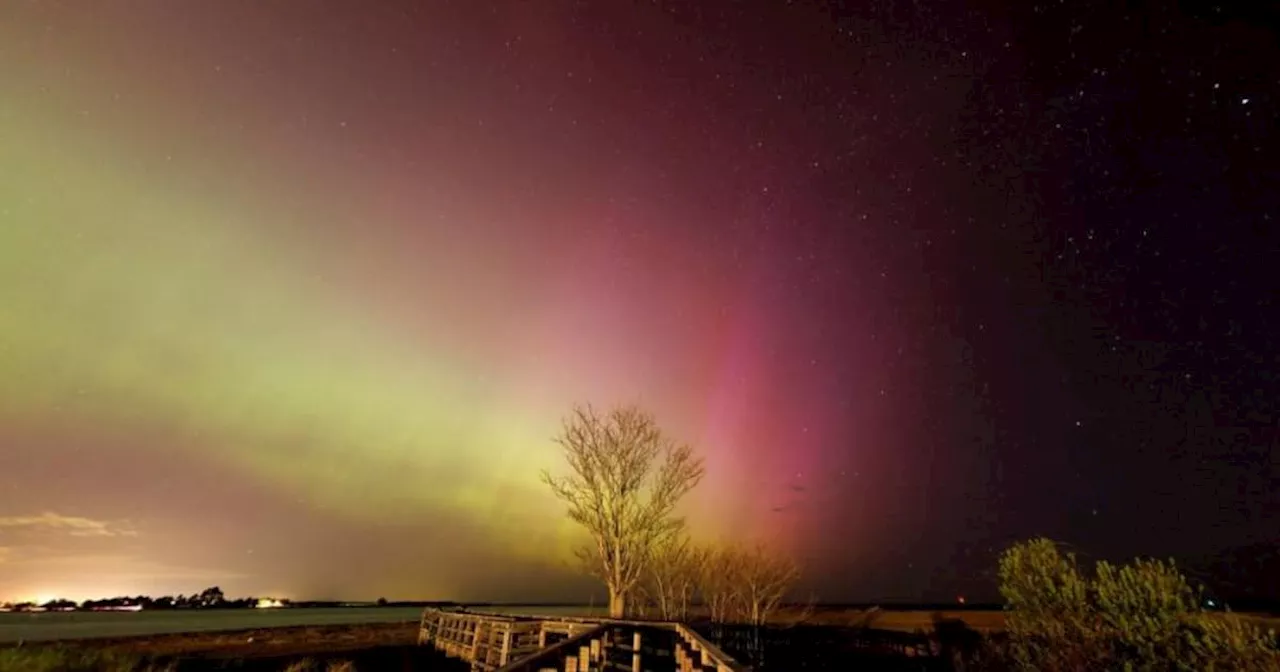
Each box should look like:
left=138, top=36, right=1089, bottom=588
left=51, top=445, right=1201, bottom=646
left=3, top=586, right=264, bottom=612
left=0, top=588, right=469, bottom=612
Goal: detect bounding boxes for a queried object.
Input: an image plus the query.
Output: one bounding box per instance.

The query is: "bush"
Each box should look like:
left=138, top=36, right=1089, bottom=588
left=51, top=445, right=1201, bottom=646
left=997, top=538, right=1280, bottom=671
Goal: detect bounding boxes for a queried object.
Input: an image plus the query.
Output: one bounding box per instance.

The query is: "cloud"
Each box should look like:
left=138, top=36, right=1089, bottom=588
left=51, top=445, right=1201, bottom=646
left=0, top=512, right=137, bottom=538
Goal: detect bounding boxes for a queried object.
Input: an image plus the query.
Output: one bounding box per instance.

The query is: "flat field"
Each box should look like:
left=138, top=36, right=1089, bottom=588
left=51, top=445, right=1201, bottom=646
left=0, top=607, right=424, bottom=643
left=0, top=621, right=466, bottom=672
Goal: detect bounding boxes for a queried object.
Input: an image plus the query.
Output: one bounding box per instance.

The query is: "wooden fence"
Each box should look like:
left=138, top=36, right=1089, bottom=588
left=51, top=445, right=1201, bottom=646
left=418, top=607, right=748, bottom=672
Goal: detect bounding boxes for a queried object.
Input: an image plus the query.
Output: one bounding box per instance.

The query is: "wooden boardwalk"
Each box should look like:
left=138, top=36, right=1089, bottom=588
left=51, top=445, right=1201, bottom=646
left=418, top=607, right=749, bottom=672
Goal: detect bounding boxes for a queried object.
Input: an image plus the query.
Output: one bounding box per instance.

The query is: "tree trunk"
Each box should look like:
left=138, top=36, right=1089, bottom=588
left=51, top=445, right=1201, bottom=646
left=608, top=585, right=626, bottom=618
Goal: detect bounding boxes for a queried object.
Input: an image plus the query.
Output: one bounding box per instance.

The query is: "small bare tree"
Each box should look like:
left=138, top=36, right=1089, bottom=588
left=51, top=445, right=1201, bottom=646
left=699, top=544, right=802, bottom=626
left=628, top=583, right=656, bottom=620
left=737, top=544, right=802, bottom=626
left=647, top=533, right=704, bottom=621
left=542, top=405, right=705, bottom=618
left=700, top=544, right=745, bottom=623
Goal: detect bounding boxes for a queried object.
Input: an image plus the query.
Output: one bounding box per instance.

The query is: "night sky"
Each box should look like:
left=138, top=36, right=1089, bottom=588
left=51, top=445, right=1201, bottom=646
left=1, top=1, right=1276, bottom=605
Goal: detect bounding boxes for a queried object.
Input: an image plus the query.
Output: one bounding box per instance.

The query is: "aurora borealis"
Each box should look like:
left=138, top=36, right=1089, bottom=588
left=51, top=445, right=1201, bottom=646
left=2, top=2, right=1277, bottom=605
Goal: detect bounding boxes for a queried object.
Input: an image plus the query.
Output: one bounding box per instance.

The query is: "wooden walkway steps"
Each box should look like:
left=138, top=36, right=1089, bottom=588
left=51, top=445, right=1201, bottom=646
left=418, top=607, right=749, bottom=672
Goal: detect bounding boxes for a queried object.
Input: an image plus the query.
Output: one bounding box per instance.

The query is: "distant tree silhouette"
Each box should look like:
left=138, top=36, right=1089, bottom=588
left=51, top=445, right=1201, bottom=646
left=197, top=586, right=226, bottom=607
left=1, top=590, right=268, bottom=613
left=542, top=405, right=705, bottom=618
left=376, top=597, right=389, bottom=607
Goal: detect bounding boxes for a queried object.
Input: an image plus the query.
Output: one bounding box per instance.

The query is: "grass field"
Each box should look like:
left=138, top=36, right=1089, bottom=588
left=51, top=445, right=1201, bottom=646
left=0, top=622, right=463, bottom=672
left=0, top=608, right=424, bottom=643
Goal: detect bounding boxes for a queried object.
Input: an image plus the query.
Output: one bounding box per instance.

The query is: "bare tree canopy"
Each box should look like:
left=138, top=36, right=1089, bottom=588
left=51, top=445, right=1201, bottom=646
left=737, top=544, right=802, bottom=626
left=700, top=543, right=802, bottom=626
left=646, top=532, right=704, bottom=621
left=700, top=544, right=744, bottom=624
left=541, top=404, right=706, bottom=618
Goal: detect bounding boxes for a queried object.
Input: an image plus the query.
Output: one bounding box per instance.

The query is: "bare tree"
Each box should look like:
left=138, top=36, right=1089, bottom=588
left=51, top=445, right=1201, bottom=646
left=647, top=533, right=704, bottom=621
left=628, top=583, right=656, bottom=620
left=737, top=545, right=802, bottom=626
left=700, top=544, right=744, bottom=623
left=698, top=543, right=802, bottom=626
left=542, top=405, right=706, bottom=618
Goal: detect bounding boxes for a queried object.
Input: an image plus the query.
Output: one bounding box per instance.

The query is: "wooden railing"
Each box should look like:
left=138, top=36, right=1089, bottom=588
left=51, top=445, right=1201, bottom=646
left=418, top=607, right=749, bottom=672
left=419, top=606, right=943, bottom=671
left=497, top=621, right=748, bottom=672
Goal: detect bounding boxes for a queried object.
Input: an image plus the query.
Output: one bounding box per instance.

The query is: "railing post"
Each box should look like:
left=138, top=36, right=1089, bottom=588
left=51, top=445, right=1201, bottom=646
left=632, top=631, right=642, bottom=672
left=565, top=655, right=579, bottom=672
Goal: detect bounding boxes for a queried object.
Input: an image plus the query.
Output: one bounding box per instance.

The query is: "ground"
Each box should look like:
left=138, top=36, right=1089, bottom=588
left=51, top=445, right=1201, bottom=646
left=5, top=607, right=1274, bottom=671
left=1, top=622, right=467, bottom=671
left=90, top=622, right=419, bottom=659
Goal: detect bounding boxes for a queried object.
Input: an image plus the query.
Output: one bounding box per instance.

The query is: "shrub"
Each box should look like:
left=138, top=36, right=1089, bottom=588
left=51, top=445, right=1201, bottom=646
left=998, top=538, right=1280, bottom=671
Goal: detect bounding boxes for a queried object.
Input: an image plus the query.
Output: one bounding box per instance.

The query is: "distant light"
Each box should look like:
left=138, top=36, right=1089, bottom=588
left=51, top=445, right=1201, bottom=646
left=1206, top=599, right=1216, bottom=608
left=256, top=598, right=285, bottom=609
left=957, top=596, right=966, bottom=605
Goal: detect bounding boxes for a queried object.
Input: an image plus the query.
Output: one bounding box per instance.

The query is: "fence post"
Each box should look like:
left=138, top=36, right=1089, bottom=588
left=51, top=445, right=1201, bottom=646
left=501, top=625, right=513, bottom=665
left=632, top=631, right=643, bottom=672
